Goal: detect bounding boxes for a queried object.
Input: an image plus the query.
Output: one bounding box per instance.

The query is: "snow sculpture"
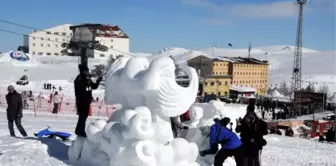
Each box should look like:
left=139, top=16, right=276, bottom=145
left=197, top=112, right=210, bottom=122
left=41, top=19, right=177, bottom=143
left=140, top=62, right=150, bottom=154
left=180, top=102, right=248, bottom=166
left=68, top=56, right=200, bottom=166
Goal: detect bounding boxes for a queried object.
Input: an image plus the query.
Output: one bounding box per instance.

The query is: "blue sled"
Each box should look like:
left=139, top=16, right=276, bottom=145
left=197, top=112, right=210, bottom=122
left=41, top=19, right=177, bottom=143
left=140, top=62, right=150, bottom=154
left=34, top=127, right=71, bottom=141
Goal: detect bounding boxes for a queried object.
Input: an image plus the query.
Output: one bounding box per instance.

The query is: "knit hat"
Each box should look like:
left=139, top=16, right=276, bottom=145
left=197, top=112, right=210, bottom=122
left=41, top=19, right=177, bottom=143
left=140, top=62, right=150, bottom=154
left=247, top=104, right=255, bottom=113
left=7, top=85, right=14, bottom=91
left=220, top=117, right=231, bottom=127
left=78, top=64, right=89, bottom=73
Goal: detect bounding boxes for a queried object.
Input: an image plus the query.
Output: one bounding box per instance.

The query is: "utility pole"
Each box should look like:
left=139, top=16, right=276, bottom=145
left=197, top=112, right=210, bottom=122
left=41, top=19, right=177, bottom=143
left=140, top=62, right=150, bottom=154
left=248, top=42, right=252, bottom=59
left=291, top=0, right=307, bottom=118
left=62, top=24, right=108, bottom=69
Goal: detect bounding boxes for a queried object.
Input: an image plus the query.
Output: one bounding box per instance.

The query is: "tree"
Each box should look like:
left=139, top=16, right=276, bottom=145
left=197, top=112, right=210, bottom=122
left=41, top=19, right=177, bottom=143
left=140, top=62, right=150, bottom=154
left=279, top=81, right=290, bottom=95
left=317, top=85, right=329, bottom=94
left=305, top=84, right=315, bottom=93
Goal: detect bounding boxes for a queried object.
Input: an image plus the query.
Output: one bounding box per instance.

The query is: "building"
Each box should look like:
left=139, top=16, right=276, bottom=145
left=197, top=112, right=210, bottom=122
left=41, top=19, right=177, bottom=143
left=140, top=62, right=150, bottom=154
left=187, top=55, right=269, bottom=96
left=23, top=24, right=130, bottom=58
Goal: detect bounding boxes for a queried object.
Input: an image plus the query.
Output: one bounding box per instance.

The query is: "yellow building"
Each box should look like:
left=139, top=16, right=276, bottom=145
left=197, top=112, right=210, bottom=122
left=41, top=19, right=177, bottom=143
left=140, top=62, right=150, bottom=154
left=187, top=56, right=269, bottom=96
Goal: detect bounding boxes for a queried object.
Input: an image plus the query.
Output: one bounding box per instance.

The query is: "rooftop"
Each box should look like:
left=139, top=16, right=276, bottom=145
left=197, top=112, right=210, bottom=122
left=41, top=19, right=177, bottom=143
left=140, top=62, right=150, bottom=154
left=214, top=56, right=268, bottom=64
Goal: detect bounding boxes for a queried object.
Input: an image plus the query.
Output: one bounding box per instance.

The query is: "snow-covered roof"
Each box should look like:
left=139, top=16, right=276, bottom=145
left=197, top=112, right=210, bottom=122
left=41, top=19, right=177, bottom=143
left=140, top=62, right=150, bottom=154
left=267, top=89, right=285, bottom=98
left=327, top=92, right=336, bottom=104
left=230, top=85, right=256, bottom=92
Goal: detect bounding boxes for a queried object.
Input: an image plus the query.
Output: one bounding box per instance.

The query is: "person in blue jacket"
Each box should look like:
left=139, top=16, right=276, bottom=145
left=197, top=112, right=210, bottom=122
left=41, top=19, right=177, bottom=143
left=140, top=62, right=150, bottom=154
left=199, top=118, right=243, bottom=166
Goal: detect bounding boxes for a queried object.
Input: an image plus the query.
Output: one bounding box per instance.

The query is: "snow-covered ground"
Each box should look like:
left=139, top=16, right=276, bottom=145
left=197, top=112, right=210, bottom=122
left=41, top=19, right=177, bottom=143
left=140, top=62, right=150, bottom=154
left=0, top=109, right=335, bottom=166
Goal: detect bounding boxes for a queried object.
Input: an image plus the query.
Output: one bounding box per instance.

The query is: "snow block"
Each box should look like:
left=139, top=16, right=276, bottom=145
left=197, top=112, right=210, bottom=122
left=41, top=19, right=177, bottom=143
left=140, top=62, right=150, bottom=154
left=68, top=136, right=86, bottom=162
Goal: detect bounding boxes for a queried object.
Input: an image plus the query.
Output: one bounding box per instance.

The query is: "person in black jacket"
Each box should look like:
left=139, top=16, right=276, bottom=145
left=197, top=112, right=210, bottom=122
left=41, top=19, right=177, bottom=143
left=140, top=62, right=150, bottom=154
left=6, top=85, right=27, bottom=137
left=74, top=65, right=102, bottom=137
left=235, top=104, right=268, bottom=166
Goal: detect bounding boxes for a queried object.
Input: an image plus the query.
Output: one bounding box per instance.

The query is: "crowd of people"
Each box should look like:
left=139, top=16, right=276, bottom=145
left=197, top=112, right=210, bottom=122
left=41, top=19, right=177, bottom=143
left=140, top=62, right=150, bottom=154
left=43, top=83, right=63, bottom=92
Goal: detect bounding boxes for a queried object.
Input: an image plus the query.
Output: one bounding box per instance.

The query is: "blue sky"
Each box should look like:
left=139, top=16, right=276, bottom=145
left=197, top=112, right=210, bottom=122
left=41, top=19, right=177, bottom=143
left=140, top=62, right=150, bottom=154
left=0, top=0, right=334, bottom=53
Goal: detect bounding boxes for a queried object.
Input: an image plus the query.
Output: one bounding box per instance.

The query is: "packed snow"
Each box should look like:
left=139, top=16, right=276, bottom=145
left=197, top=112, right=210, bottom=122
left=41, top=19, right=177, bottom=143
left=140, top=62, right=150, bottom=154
left=0, top=106, right=335, bottom=166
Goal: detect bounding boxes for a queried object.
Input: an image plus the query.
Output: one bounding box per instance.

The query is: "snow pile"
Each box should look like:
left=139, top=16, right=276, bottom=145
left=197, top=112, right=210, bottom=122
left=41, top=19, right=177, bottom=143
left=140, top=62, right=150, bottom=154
left=147, top=47, right=207, bottom=63
left=0, top=51, right=39, bottom=67
left=68, top=56, right=200, bottom=166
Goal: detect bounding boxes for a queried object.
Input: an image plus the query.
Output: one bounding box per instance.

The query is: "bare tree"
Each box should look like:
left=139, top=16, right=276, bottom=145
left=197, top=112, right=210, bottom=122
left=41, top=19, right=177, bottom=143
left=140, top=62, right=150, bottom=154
left=305, top=84, right=315, bottom=93
left=317, top=85, right=329, bottom=94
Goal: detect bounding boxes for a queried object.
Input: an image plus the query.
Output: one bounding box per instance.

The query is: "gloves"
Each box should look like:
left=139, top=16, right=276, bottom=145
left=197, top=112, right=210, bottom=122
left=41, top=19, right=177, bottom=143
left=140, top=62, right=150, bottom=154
left=183, top=126, right=189, bottom=130
left=199, top=151, right=207, bottom=157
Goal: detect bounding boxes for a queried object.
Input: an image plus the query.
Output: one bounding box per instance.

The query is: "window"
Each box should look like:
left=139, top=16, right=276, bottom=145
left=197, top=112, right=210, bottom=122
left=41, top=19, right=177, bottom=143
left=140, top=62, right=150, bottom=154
left=32, top=43, right=35, bottom=46
left=54, top=32, right=59, bottom=35
left=55, top=44, right=58, bottom=47
left=46, top=52, right=51, bottom=55
left=224, top=91, right=228, bottom=96
left=210, top=82, right=214, bottom=86
left=100, top=54, right=105, bottom=57
left=55, top=38, right=58, bottom=41
left=47, top=38, right=50, bottom=41
left=62, top=32, right=66, bottom=36
left=62, top=38, right=65, bottom=42
left=46, top=31, right=51, bottom=35
left=204, top=82, right=208, bottom=86
left=41, top=44, right=43, bottom=47
left=110, top=45, right=113, bottom=49
left=38, top=52, right=43, bottom=55
left=32, top=51, right=35, bottom=55
left=33, top=37, right=35, bottom=40
left=225, top=81, right=228, bottom=85
left=54, top=53, right=59, bottom=56
left=41, top=37, right=44, bottom=40
left=111, top=39, right=113, bottom=42
left=47, top=44, right=50, bottom=47
left=218, top=92, right=221, bottom=96
left=70, top=33, right=72, bottom=36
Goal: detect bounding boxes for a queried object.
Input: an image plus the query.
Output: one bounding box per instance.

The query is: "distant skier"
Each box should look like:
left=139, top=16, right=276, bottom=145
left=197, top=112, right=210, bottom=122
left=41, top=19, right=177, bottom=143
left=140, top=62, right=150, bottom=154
left=200, top=118, right=243, bottom=166
left=74, top=65, right=102, bottom=137
left=52, top=91, right=60, bottom=114
left=5, top=85, right=27, bottom=137
left=21, top=91, right=29, bottom=108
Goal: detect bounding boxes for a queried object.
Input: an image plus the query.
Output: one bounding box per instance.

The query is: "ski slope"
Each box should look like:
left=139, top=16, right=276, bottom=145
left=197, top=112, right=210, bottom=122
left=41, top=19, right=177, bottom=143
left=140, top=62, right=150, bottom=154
left=0, top=45, right=335, bottom=95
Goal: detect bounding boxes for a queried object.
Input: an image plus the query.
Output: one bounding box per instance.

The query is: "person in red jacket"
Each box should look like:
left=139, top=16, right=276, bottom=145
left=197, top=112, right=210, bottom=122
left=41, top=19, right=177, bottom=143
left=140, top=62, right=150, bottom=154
left=180, top=110, right=190, bottom=123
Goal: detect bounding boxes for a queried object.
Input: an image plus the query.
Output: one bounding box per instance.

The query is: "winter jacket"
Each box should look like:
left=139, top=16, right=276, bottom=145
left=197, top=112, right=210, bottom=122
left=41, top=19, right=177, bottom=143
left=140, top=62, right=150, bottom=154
left=6, top=91, right=23, bottom=120
left=202, top=119, right=242, bottom=155
left=236, top=112, right=268, bottom=150
left=74, top=75, right=102, bottom=106
left=180, top=110, right=190, bottom=122
left=53, top=94, right=60, bottom=104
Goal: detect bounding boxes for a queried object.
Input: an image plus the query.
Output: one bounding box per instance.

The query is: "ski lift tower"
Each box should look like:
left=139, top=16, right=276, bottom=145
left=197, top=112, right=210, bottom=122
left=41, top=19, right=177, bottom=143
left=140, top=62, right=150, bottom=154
left=291, top=0, right=307, bottom=118
left=62, top=24, right=108, bottom=68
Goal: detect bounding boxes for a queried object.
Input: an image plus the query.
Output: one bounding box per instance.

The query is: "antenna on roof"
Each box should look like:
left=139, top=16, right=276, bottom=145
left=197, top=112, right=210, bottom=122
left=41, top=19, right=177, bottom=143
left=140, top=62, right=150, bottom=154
left=248, top=42, right=252, bottom=59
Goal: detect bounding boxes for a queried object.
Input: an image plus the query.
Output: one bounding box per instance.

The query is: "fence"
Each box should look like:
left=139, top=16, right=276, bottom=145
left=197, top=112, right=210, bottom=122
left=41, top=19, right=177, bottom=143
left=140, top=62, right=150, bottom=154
left=0, top=92, right=117, bottom=117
